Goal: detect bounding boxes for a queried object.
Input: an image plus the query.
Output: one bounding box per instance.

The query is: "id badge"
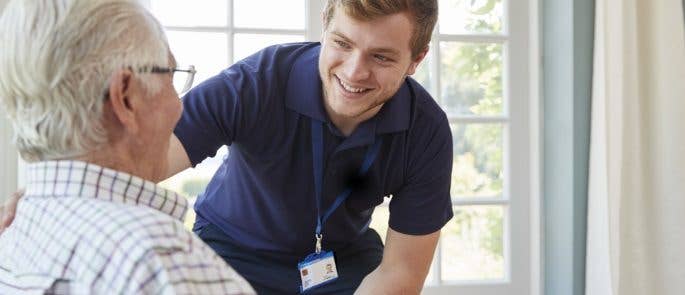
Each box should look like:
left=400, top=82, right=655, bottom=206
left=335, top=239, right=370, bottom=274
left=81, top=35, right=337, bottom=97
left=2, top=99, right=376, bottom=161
left=298, top=250, right=339, bottom=292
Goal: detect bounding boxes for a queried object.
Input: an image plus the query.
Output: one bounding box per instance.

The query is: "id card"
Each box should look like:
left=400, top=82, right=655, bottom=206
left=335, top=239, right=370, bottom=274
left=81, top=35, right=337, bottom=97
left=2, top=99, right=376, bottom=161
left=298, top=251, right=339, bottom=292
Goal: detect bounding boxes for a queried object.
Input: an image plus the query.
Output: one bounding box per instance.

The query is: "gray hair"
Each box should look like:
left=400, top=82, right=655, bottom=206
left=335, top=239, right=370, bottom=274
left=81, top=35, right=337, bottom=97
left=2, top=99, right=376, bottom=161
left=0, top=0, right=169, bottom=161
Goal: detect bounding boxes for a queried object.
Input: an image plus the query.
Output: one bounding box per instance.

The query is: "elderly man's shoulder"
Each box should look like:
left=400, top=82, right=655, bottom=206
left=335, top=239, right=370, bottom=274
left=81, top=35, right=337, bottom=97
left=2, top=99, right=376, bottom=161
left=19, top=196, right=196, bottom=258
left=63, top=199, right=254, bottom=293
left=75, top=198, right=195, bottom=252
left=93, top=202, right=255, bottom=294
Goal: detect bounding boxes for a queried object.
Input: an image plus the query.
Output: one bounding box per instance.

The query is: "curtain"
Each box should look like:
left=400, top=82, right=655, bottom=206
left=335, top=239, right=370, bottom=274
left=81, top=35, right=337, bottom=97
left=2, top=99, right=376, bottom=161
left=586, top=0, right=685, bottom=295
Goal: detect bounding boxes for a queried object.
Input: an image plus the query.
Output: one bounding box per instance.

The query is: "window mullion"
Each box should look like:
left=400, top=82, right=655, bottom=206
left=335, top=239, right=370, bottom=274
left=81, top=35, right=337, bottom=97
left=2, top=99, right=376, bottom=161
left=429, top=30, right=442, bottom=109
left=227, top=0, right=234, bottom=65
left=439, top=34, right=508, bottom=43
left=305, top=0, right=324, bottom=41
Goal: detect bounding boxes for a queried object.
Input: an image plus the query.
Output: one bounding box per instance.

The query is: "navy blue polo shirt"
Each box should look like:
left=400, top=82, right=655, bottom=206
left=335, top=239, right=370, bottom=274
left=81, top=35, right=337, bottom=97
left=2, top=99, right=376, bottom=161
left=174, top=42, right=453, bottom=256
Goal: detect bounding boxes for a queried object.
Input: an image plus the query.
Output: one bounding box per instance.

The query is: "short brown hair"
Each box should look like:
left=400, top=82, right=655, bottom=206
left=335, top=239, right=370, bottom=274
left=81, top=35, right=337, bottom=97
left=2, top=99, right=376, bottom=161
left=323, top=0, right=438, bottom=58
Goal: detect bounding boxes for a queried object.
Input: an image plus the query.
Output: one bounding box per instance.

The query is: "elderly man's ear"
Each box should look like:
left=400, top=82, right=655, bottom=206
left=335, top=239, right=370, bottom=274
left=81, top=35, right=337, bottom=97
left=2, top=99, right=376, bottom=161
left=107, top=69, right=140, bottom=134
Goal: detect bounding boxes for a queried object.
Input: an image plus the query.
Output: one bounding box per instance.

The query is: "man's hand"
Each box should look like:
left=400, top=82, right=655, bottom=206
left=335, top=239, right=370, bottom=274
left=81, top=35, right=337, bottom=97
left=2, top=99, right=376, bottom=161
left=0, top=189, right=23, bottom=235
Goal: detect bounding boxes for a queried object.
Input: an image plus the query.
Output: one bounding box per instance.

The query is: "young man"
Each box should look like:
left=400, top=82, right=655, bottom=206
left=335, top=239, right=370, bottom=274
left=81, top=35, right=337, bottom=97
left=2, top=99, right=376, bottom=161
left=166, top=0, right=454, bottom=293
left=0, top=0, right=253, bottom=294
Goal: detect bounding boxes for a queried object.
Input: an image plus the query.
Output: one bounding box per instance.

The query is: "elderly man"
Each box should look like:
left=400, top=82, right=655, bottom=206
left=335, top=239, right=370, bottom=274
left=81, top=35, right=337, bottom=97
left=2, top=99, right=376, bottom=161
left=0, top=0, right=254, bottom=294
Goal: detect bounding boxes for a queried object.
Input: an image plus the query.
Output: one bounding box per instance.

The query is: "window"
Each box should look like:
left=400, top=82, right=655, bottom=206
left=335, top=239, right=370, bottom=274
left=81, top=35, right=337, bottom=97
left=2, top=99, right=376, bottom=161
left=144, top=1, right=535, bottom=294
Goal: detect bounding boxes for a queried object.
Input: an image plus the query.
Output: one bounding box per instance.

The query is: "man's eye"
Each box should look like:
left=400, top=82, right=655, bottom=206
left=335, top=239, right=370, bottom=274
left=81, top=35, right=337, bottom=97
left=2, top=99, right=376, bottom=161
left=334, top=40, right=350, bottom=49
left=374, top=54, right=390, bottom=62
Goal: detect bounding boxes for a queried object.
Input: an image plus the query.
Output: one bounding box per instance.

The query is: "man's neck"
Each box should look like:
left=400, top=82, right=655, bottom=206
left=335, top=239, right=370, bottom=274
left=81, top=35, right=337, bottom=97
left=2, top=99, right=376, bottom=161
left=74, top=151, right=132, bottom=177
left=330, top=117, right=358, bottom=137
left=326, top=104, right=384, bottom=137
left=74, top=144, right=160, bottom=182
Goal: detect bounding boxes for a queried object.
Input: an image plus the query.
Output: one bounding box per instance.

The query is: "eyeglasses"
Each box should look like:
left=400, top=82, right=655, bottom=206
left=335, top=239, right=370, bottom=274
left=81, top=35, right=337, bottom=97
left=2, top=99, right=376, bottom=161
left=144, top=65, right=196, bottom=94
left=103, top=65, right=197, bottom=99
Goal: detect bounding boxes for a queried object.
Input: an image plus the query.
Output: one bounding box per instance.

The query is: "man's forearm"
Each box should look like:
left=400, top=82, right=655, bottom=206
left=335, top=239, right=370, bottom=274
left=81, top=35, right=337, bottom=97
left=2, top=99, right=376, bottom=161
left=355, top=264, right=425, bottom=295
left=355, top=228, right=439, bottom=294
left=164, top=134, right=192, bottom=181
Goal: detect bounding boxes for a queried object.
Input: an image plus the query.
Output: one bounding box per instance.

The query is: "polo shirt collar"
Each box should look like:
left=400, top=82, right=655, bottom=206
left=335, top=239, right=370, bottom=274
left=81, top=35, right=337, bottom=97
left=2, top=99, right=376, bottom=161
left=285, top=44, right=327, bottom=122
left=285, top=43, right=412, bottom=137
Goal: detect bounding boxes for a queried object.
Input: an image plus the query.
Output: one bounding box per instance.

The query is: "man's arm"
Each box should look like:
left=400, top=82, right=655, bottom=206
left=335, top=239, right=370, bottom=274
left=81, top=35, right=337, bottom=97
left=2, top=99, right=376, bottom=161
left=164, top=134, right=192, bottom=180
left=355, top=227, right=440, bottom=294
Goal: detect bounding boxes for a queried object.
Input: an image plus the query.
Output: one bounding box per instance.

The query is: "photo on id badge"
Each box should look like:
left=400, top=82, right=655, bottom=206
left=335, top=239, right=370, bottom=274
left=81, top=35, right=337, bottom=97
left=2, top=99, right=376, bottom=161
left=299, top=251, right=339, bottom=292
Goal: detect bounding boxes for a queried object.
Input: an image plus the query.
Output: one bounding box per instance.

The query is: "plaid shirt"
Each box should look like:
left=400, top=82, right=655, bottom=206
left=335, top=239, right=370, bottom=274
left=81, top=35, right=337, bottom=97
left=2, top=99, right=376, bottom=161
left=0, top=161, right=255, bottom=295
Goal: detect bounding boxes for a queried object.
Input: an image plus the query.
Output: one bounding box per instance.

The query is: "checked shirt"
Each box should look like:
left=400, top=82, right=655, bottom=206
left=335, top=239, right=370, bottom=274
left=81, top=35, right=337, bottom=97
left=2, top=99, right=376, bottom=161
left=0, top=161, right=255, bottom=294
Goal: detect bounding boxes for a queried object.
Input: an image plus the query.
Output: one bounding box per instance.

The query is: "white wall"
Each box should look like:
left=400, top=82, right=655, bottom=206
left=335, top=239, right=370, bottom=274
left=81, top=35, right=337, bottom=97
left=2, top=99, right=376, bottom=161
left=0, top=115, right=17, bottom=203
left=0, top=0, right=16, bottom=204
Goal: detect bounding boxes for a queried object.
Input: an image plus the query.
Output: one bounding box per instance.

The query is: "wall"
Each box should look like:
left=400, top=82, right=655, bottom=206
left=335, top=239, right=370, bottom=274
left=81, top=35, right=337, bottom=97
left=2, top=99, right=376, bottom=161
left=542, top=0, right=594, bottom=294
left=0, top=116, right=17, bottom=203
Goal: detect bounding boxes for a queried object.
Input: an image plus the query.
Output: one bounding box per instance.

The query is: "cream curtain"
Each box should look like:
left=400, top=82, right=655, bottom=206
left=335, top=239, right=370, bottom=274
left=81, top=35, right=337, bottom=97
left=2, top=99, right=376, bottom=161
left=586, top=0, right=685, bottom=294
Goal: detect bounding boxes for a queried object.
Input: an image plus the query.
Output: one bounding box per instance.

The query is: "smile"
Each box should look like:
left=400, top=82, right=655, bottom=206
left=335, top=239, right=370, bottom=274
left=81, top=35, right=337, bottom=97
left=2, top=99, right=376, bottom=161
left=335, top=75, right=371, bottom=94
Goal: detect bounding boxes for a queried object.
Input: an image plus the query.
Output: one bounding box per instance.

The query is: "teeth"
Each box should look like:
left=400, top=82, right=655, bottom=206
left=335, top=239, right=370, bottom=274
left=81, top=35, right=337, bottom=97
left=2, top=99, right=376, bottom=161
left=338, top=77, right=367, bottom=93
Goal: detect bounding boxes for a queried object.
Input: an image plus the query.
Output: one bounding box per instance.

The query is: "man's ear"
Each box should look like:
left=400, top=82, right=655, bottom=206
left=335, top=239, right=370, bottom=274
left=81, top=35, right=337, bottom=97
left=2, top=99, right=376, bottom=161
left=406, top=47, right=429, bottom=76
left=107, top=69, right=139, bottom=134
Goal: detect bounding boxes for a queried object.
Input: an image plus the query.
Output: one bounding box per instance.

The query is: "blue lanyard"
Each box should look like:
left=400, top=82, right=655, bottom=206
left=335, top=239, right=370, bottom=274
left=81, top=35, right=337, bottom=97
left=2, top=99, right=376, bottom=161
left=310, top=119, right=383, bottom=248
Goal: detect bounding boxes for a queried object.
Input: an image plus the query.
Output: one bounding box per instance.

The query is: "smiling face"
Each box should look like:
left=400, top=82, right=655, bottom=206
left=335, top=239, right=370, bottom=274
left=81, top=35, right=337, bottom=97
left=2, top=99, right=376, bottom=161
left=318, top=8, right=426, bottom=133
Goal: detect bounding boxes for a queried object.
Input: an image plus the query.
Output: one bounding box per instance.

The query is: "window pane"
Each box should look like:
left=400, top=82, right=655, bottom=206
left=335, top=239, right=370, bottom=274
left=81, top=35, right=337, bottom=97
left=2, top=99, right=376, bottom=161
left=440, top=42, right=503, bottom=115
left=368, top=205, right=389, bottom=243
left=410, top=56, right=434, bottom=96
left=233, top=34, right=305, bottom=62
left=439, top=0, right=504, bottom=34
left=166, top=31, right=229, bottom=85
left=234, top=0, right=305, bottom=30
left=442, top=205, right=505, bottom=281
left=451, top=123, right=503, bottom=198
left=151, top=0, right=227, bottom=27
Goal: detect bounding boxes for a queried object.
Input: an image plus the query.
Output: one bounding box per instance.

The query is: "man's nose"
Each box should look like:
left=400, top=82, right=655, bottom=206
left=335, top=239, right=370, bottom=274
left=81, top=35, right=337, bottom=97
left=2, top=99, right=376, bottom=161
left=342, top=52, right=371, bottom=82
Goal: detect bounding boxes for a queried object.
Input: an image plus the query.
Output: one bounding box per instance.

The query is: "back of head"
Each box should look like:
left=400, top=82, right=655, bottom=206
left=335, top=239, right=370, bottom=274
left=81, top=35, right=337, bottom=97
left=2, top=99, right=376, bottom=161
left=0, top=0, right=168, bottom=161
left=322, top=0, right=438, bottom=57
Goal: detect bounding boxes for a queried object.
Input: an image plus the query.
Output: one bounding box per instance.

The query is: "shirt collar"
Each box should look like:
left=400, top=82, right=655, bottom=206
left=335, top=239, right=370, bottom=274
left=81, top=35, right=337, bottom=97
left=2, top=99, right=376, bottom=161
left=24, top=160, right=188, bottom=221
left=284, top=43, right=411, bottom=136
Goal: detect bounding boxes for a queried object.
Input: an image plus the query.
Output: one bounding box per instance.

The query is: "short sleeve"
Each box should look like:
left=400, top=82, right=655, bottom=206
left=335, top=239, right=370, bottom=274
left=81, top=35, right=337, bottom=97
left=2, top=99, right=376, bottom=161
left=173, top=56, right=274, bottom=167
left=388, top=114, right=454, bottom=235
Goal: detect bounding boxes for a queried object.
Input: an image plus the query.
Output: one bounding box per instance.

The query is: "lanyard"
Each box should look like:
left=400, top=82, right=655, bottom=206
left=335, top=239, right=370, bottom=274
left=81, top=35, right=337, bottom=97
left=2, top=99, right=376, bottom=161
left=310, top=119, right=382, bottom=253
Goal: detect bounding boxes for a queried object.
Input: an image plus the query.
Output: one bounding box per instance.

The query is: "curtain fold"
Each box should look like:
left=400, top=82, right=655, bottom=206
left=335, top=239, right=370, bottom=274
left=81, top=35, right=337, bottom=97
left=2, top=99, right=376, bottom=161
left=586, top=0, right=685, bottom=295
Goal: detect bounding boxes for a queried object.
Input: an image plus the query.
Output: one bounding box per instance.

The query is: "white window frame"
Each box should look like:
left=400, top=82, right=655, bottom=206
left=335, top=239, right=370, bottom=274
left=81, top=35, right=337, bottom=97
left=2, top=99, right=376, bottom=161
left=139, top=1, right=538, bottom=293
left=141, top=0, right=541, bottom=295
left=419, top=0, right=536, bottom=294
left=141, top=0, right=323, bottom=66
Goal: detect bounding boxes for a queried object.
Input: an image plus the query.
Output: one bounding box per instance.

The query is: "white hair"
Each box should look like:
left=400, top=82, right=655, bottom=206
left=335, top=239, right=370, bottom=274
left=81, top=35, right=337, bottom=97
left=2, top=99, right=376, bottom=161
left=0, top=0, right=169, bottom=161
